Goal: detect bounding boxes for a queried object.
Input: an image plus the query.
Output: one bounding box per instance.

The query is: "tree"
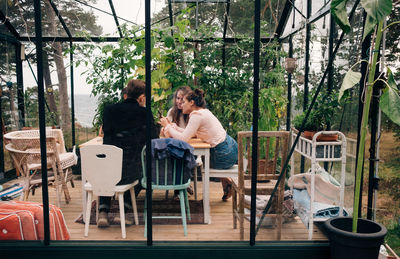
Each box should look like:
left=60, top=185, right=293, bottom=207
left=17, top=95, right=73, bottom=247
left=0, top=0, right=102, bottom=131
left=152, top=0, right=285, bottom=37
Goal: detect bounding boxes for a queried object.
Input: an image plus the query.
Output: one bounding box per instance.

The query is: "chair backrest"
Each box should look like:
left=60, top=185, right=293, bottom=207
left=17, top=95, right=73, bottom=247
left=4, top=129, right=66, bottom=154
left=237, top=131, right=290, bottom=183
left=80, top=145, right=123, bottom=196
left=141, top=146, right=189, bottom=190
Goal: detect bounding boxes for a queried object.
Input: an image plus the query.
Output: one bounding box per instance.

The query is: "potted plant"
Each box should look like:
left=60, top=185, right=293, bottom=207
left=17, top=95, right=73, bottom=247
left=292, top=90, right=340, bottom=141
left=323, top=0, right=400, bottom=258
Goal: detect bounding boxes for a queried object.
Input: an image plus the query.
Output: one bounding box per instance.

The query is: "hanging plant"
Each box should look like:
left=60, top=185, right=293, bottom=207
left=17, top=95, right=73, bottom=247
left=284, top=57, right=297, bottom=73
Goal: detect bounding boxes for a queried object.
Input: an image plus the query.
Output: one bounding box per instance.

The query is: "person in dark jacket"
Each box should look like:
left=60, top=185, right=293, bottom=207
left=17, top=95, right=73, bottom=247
left=98, top=79, right=159, bottom=228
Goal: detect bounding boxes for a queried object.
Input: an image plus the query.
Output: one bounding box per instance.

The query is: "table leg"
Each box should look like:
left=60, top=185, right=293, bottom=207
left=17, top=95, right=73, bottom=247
left=82, top=174, right=87, bottom=222
left=203, top=149, right=211, bottom=224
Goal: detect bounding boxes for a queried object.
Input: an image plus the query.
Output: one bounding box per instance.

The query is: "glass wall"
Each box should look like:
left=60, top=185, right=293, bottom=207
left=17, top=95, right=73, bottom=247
left=1, top=1, right=397, bottom=254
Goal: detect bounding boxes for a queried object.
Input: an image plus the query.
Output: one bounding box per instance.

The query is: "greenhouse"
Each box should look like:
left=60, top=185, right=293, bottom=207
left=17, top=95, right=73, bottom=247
left=0, top=0, right=399, bottom=258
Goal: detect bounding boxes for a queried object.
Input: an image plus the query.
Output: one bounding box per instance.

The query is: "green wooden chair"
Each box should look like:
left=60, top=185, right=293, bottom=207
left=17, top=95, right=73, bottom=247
left=141, top=146, right=191, bottom=236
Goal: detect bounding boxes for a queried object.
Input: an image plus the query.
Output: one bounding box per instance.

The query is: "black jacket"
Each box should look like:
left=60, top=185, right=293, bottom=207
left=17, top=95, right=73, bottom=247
left=102, top=98, right=159, bottom=185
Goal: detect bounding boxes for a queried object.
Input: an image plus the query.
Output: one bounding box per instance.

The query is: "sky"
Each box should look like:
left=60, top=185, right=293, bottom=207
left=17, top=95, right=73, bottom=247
left=22, top=0, right=166, bottom=95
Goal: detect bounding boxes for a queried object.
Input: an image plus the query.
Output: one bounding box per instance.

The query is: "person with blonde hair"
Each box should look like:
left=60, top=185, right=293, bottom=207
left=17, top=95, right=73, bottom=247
left=166, top=86, right=192, bottom=127
left=161, top=88, right=237, bottom=201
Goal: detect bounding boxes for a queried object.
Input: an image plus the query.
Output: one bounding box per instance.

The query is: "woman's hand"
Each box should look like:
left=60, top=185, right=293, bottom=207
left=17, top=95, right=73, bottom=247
left=159, top=117, right=171, bottom=127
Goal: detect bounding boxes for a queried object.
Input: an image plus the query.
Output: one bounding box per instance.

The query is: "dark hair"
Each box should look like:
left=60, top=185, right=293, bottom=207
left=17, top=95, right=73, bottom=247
left=121, top=87, right=128, bottom=96
left=170, top=86, right=191, bottom=125
left=126, top=79, right=145, bottom=100
left=185, top=88, right=206, bottom=108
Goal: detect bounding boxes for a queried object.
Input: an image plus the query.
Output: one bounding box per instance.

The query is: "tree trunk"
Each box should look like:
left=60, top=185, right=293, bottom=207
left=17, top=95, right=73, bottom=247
left=43, top=49, right=60, bottom=125
left=52, top=42, right=71, bottom=132
left=8, top=87, right=19, bottom=130
left=45, top=1, right=71, bottom=132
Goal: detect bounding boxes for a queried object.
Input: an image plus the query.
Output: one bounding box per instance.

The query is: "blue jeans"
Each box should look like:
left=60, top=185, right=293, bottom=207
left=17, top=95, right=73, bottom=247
left=210, top=135, right=238, bottom=169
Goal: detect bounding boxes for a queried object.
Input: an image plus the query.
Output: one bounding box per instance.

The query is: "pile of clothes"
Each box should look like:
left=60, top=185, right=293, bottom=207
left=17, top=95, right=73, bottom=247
left=288, top=164, right=348, bottom=228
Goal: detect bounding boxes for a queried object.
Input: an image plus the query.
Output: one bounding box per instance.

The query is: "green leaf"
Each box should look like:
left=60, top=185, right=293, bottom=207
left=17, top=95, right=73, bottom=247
left=164, top=36, right=175, bottom=48
left=361, top=0, right=392, bottom=40
left=387, top=67, right=397, bottom=90
left=339, top=69, right=361, bottom=101
left=331, top=0, right=351, bottom=33
left=363, top=14, right=378, bottom=41
left=380, top=85, right=400, bottom=126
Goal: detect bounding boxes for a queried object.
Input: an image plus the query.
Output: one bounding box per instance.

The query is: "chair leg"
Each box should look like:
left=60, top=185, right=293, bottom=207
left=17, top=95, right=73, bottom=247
left=129, top=188, right=139, bottom=225
left=84, top=191, right=92, bottom=237
left=66, top=169, right=75, bottom=188
left=184, top=189, right=191, bottom=221
left=232, top=188, right=237, bottom=229
left=55, top=180, right=62, bottom=208
left=239, top=192, right=244, bottom=240
left=193, top=168, right=198, bottom=200
left=95, top=196, right=99, bottom=223
left=179, top=190, right=188, bottom=236
left=118, top=192, right=126, bottom=239
left=23, top=178, right=30, bottom=201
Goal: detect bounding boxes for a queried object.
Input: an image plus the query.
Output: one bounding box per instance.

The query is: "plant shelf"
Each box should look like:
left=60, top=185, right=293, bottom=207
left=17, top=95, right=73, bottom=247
left=290, top=129, right=347, bottom=240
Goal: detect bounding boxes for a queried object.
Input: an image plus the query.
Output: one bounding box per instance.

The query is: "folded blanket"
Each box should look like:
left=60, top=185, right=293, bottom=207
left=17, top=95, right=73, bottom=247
left=288, top=172, right=340, bottom=205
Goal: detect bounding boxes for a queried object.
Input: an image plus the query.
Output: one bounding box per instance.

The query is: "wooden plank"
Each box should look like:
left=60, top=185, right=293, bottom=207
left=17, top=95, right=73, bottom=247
left=7, top=177, right=327, bottom=241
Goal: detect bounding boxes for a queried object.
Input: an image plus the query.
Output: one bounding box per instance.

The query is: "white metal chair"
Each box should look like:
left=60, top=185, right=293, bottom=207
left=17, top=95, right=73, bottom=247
left=80, top=145, right=139, bottom=239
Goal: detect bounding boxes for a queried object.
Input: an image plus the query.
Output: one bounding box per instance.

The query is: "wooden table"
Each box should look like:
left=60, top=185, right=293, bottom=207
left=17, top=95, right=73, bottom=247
left=187, top=139, right=211, bottom=224
left=79, top=137, right=212, bottom=224
left=79, top=136, right=103, bottom=148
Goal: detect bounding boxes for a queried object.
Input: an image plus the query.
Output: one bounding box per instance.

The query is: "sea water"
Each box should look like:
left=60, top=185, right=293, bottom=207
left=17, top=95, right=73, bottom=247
left=70, top=94, right=98, bottom=128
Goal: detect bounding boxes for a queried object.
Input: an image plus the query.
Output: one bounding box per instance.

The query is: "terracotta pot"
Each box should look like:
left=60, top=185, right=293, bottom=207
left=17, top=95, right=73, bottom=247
left=303, top=131, right=338, bottom=142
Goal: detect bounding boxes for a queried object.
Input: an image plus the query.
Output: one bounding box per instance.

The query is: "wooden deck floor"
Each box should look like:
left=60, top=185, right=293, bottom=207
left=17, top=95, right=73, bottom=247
left=8, top=177, right=327, bottom=241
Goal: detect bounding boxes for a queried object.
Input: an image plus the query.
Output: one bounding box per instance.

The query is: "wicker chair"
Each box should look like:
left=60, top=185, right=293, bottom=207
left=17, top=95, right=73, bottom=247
left=232, top=131, right=289, bottom=240
left=4, top=129, right=77, bottom=206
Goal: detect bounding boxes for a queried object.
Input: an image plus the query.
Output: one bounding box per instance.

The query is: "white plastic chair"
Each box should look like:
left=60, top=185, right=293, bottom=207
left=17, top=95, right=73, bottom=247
left=80, top=145, right=139, bottom=239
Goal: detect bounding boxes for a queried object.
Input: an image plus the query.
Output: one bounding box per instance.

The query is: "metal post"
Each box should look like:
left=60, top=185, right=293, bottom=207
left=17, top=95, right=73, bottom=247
left=286, top=36, right=293, bottom=131
left=327, top=14, right=335, bottom=122
left=70, top=41, right=75, bottom=147
left=250, top=0, right=260, bottom=246
left=145, top=0, right=152, bottom=246
left=168, top=0, right=174, bottom=35
left=373, top=20, right=387, bottom=221
left=222, top=0, right=230, bottom=88
left=34, top=0, right=50, bottom=245
left=301, top=0, right=312, bottom=173
left=324, top=13, right=335, bottom=171
left=368, top=73, right=380, bottom=220
left=15, top=43, right=25, bottom=128
left=304, top=0, right=311, bottom=110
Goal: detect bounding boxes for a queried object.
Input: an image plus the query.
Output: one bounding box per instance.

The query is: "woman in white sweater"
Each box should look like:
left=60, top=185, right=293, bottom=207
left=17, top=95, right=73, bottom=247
left=161, top=89, right=237, bottom=201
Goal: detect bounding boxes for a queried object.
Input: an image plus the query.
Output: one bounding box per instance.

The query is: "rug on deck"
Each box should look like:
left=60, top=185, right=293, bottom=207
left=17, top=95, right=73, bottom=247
left=75, top=199, right=204, bottom=225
